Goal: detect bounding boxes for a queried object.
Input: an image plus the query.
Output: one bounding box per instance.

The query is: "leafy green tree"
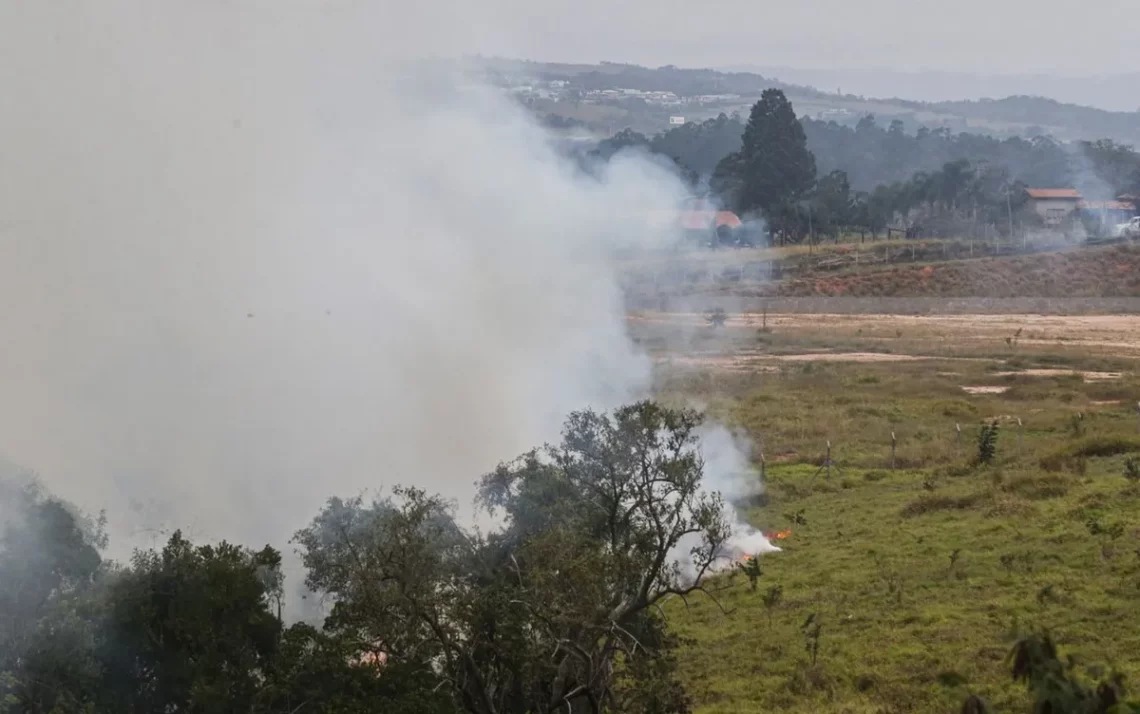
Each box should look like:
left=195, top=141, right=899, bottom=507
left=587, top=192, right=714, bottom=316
left=296, top=401, right=732, bottom=714
left=811, top=170, right=854, bottom=238
left=0, top=477, right=106, bottom=714
left=977, top=421, right=999, bottom=465
left=94, top=532, right=284, bottom=713
left=712, top=89, right=817, bottom=233
left=968, top=630, right=1140, bottom=713
left=258, top=624, right=456, bottom=714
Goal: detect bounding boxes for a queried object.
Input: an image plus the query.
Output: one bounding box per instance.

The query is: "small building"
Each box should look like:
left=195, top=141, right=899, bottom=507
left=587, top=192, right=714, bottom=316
left=668, top=116, right=686, bottom=126
left=1025, top=188, right=1082, bottom=226
left=1077, top=199, right=1137, bottom=227
left=678, top=198, right=743, bottom=244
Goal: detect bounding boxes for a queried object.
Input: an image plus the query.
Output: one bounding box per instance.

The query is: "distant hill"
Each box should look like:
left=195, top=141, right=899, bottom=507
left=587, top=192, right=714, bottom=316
left=905, top=96, right=1140, bottom=145
left=475, top=58, right=1140, bottom=146
left=723, top=66, right=1140, bottom=114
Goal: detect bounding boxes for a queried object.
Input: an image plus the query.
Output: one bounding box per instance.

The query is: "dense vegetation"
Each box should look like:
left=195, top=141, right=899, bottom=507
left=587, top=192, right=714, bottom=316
left=0, top=403, right=731, bottom=714
left=584, top=93, right=1140, bottom=244
left=8, top=340, right=1140, bottom=712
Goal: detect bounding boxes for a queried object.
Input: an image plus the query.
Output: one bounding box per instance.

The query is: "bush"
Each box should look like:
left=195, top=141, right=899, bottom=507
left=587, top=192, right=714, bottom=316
left=1002, top=474, right=1070, bottom=500
left=1040, top=436, right=1140, bottom=472
left=977, top=422, right=999, bottom=465
left=1124, top=456, right=1140, bottom=482
left=901, top=492, right=986, bottom=518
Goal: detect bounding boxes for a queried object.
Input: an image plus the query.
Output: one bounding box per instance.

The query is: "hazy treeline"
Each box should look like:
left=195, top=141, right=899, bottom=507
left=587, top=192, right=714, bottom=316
left=0, top=403, right=730, bottom=714
left=581, top=98, right=1140, bottom=243
left=5, top=404, right=1136, bottom=714
left=591, top=112, right=1140, bottom=197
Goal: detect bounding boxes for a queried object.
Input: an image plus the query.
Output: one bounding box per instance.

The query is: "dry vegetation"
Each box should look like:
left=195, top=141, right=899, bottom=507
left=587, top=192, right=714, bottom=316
left=627, top=243, right=1140, bottom=301
left=639, top=310, right=1140, bottom=714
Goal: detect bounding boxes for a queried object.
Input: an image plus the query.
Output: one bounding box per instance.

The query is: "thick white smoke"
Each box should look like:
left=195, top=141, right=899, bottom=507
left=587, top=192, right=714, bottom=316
left=0, top=3, right=770, bottom=590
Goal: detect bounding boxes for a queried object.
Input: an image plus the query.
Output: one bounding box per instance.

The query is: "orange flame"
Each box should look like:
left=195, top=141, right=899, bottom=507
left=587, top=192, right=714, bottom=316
left=765, top=529, right=792, bottom=541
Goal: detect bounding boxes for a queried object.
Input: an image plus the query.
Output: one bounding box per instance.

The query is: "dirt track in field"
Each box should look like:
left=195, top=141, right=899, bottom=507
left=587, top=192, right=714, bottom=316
left=631, top=312, right=1140, bottom=354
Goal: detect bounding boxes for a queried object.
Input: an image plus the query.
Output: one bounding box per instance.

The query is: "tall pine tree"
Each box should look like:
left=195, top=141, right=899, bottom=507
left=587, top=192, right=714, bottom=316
left=713, top=89, right=816, bottom=230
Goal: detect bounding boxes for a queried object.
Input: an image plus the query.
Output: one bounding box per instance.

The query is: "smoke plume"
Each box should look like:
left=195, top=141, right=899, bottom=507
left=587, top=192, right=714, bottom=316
left=0, top=2, right=770, bottom=595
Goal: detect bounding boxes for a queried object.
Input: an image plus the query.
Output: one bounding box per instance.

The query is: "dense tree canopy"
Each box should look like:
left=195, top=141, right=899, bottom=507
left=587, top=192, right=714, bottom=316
left=586, top=105, right=1140, bottom=209
left=295, top=401, right=731, bottom=714
left=0, top=402, right=734, bottom=714
left=711, top=89, right=817, bottom=221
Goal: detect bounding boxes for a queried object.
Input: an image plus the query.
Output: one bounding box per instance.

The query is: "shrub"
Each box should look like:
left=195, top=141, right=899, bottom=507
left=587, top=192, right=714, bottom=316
left=1040, top=436, right=1140, bottom=472
left=1124, top=456, right=1140, bottom=482
left=977, top=421, right=999, bottom=465
left=1002, top=474, right=1070, bottom=500
left=901, top=492, right=986, bottom=518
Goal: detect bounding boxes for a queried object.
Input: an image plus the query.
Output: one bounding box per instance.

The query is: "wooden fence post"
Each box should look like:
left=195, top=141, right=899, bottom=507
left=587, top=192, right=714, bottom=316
left=890, top=432, right=897, bottom=470
left=956, top=423, right=962, bottom=453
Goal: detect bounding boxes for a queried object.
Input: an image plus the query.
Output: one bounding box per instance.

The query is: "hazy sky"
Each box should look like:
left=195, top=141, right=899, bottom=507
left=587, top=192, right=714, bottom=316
left=433, top=0, right=1139, bottom=76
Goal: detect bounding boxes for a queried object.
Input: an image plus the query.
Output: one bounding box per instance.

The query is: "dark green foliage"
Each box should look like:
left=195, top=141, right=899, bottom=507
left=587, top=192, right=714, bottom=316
left=761, top=584, right=783, bottom=627
left=1007, top=631, right=1138, bottom=714
left=801, top=614, right=822, bottom=667
left=0, top=473, right=455, bottom=714
left=978, top=421, right=1000, bottom=465
left=712, top=90, right=817, bottom=223
left=95, top=532, right=285, bottom=713
left=963, top=630, right=1140, bottom=713
left=0, top=477, right=106, bottom=714
left=296, top=401, right=731, bottom=714
left=1123, top=456, right=1140, bottom=482
left=261, top=624, right=456, bottom=714
left=737, top=556, right=762, bottom=590
left=609, top=615, right=693, bottom=714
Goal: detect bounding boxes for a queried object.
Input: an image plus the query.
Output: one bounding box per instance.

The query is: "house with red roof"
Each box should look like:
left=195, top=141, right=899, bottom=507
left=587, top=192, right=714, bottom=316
left=1024, top=188, right=1082, bottom=226
left=676, top=197, right=743, bottom=243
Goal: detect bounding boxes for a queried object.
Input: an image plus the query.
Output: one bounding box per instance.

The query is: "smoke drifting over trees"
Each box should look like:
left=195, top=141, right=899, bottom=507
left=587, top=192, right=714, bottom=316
left=0, top=3, right=777, bottom=712
left=0, top=2, right=752, bottom=555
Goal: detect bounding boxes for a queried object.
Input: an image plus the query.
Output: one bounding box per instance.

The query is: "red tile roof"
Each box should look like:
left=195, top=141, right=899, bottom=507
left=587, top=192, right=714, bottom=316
left=678, top=210, right=743, bottom=230
left=1025, top=188, right=1082, bottom=199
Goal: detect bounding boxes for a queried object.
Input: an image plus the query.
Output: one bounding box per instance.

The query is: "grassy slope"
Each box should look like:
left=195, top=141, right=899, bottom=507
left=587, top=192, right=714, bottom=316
left=632, top=243, right=1140, bottom=300
left=652, top=332, right=1140, bottom=713
left=772, top=244, right=1140, bottom=298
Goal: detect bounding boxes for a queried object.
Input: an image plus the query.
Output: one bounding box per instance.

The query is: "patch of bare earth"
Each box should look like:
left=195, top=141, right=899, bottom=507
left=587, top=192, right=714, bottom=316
left=994, top=369, right=1123, bottom=381
left=962, top=386, right=1010, bottom=395
left=760, top=352, right=928, bottom=363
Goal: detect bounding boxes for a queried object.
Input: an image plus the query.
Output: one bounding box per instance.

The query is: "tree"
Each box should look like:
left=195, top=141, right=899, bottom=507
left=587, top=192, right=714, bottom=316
left=812, top=170, right=854, bottom=238
left=712, top=89, right=817, bottom=234
left=0, top=477, right=106, bottom=714
left=295, top=401, right=733, bottom=714
left=259, top=624, right=457, bottom=714
left=94, top=532, right=285, bottom=713
left=966, top=630, right=1140, bottom=713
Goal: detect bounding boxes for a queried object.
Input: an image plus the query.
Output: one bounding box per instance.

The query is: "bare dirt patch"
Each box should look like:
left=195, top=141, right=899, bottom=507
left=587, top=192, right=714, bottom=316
left=962, top=386, right=1010, bottom=395
left=759, top=352, right=928, bottom=363
left=994, top=369, right=1123, bottom=381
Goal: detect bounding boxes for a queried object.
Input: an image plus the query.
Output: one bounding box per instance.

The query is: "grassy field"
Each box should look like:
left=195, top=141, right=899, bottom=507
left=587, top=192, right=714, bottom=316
left=639, top=312, right=1140, bottom=713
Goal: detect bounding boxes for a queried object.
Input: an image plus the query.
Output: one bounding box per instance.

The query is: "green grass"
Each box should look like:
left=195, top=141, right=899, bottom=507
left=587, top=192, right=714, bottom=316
left=654, top=337, right=1140, bottom=714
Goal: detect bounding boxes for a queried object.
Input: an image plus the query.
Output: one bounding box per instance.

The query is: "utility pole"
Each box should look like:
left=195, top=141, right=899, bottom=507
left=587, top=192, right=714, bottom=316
left=1007, top=187, right=1015, bottom=247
